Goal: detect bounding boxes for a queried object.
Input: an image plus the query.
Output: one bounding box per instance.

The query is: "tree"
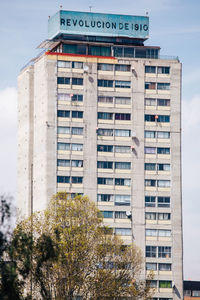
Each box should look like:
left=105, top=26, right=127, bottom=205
left=0, top=195, right=23, bottom=300
left=10, top=192, right=154, bottom=300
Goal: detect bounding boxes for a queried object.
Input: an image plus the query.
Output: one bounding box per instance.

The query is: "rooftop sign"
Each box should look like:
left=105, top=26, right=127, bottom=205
left=48, top=10, right=149, bottom=40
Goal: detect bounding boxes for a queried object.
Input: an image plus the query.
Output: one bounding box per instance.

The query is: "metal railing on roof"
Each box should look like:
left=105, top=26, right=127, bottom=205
left=159, top=55, right=179, bottom=61
left=20, top=49, right=46, bottom=72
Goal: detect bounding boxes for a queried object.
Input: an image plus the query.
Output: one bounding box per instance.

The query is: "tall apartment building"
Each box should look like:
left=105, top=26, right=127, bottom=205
left=18, top=10, right=183, bottom=300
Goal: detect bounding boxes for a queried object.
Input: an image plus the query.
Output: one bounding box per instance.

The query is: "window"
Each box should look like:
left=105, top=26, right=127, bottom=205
left=115, top=228, right=131, bottom=236
left=157, top=83, right=170, bottom=90
left=98, top=112, right=113, bottom=120
left=158, top=197, right=170, bottom=207
left=158, top=213, right=171, bottom=220
left=57, top=126, right=70, bottom=134
left=146, top=48, right=159, bottom=59
left=101, top=211, right=113, bottom=218
left=97, top=161, right=113, bottom=169
left=57, top=60, right=71, bottom=68
left=72, top=61, right=83, bottom=69
left=157, top=147, right=170, bottom=154
left=157, top=131, right=170, bottom=139
left=57, top=110, right=70, bottom=118
left=115, top=146, right=130, bottom=153
left=115, top=162, right=131, bottom=169
left=145, top=196, right=156, bottom=207
left=72, top=78, right=83, bottom=85
left=158, top=230, right=171, bottom=237
left=145, top=82, right=156, bottom=89
left=145, top=163, right=156, bottom=171
left=58, top=93, right=71, bottom=101
left=147, top=280, right=157, bottom=288
left=145, top=66, right=156, bottom=73
left=63, top=44, right=87, bottom=55
left=146, top=229, right=157, bottom=237
left=57, top=159, right=70, bottom=167
left=98, top=80, right=113, bottom=87
left=157, top=66, right=170, bottom=74
left=98, top=129, right=113, bottom=136
left=145, top=98, right=156, bottom=106
left=72, top=111, right=83, bottom=118
left=97, top=145, right=113, bottom=152
left=157, top=164, right=170, bottom=171
left=192, top=291, right=200, bottom=297
left=159, top=281, right=172, bottom=288
left=145, top=212, right=156, bottom=220
left=157, top=180, right=170, bottom=187
left=57, top=143, right=70, bottom=150
left=57, top=77, right=70, bottom=85
left=71, top=193, right=83, bottom=199
left=114, top=47, right=135, bottom=58
left=71, top=143, right=83, bottom=151
left=184, top=290, right=192, bottom=296
left=115, top=64, right=131, bottom=72
left=145, top=179, right=156, bottom=187
left=157, top=99, right=170, bottom=106
left=98, top=96, right=113, bottom=103
left=72, top=94, right=83, bottom=102
left=115, top=80, right=131, bottom=88
left=57, top=176, right=70, bottom=183
left=157, top=115, right=170, bottom=123
left=145, top=114, right=155, bottom=122
left=97, top=194, right=113, bottom=202
left=135, top=48, right=146, bottom=58
left=144, top=131, right=156, bottom=138
left=98, top=177, right=113, bottom=185
left=144, top=147, right=156, bottom=154
left=115, top=113, right=131, bottom=120
left=115, top=211, right=127, bottom=219
left=72, top=177, right=83, bottom=184
left=115, top=97, right=131, bottom=105
left=146, top=246, right=157, bottom=257
left=98, top=63, right=113, bottom=71
left=146, top=263, right=157, bottom=271
left=158, top=246, right=171, bottom=258
left=124, top=47, right=135, bottom=57
left=115, top=129, right=131, bottom=137
left=88, top=45, right=111, bottom=56
left=115, top=178, right=131, bottom=186
left=71, top=127, right=83, bottom=135
left=114, top=47, right=123, bottom=57
left=71, top=160, right=83, bottom=167
left=115, top=195, right=131, bottom=206
left=159, top=263, right=171, bottom=271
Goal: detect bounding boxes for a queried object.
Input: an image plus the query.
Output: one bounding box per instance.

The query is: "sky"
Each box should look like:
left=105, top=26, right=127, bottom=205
left=0, top=0, right=200, bottom=280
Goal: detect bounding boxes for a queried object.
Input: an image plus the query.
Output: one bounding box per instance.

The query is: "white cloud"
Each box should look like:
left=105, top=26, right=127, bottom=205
left=0, top=87, right=17, bottom=195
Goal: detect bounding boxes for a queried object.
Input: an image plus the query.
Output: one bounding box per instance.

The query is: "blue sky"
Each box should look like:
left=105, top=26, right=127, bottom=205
left=0, top=0, right=200, bottom=279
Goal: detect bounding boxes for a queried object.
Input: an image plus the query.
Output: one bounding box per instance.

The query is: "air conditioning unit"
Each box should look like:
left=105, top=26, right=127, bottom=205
left=83, top=65, right=89, bottom=73
left=126, top=211, right=131, bottom=217
left=131, top=132, right=136, bottom=138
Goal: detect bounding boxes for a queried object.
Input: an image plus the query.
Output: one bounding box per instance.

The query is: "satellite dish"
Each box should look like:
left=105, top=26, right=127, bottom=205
left=126, top=211, right=131, bottom=217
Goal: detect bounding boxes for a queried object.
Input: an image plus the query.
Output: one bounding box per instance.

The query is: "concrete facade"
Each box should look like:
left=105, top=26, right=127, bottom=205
left=18, top=10, right=183, bottom=300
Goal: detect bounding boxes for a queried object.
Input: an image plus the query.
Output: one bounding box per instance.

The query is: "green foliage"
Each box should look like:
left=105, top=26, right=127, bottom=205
left=0, top=195, right=24, bottom=300
left=9, top=192, right=153, bottom=299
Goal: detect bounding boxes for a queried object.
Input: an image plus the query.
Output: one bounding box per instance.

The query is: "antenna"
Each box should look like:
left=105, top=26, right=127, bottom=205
left=89, top=6, right=92, bottom=12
